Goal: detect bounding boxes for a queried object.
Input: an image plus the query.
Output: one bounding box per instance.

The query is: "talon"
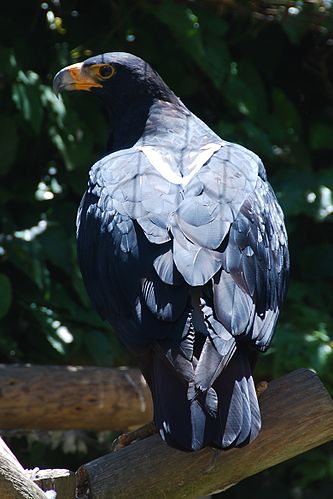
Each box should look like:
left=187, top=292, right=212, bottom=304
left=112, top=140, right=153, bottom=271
left=112, top=422, right=156, bottom=452
left=256, top=381, right=268, bottom=397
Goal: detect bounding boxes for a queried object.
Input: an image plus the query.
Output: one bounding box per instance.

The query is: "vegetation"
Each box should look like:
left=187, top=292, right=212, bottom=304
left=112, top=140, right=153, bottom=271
left=0, top=1, right=332, bottom=497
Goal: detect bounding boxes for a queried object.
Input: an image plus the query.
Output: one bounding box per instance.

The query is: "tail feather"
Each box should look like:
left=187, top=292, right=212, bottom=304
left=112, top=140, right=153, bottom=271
left=151, top=352, right=193, bottom=450
left=149, top=345, right=261, bottom=451
left=206, top=346, right=261, bottom=449
left=235, top=376, right=252, bottom=446
left=190, top=399, right=206, bottom=450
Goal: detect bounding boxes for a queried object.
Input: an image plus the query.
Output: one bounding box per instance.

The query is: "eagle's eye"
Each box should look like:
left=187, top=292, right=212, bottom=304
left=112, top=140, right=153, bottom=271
left=98, top=65, right=116, bottom=79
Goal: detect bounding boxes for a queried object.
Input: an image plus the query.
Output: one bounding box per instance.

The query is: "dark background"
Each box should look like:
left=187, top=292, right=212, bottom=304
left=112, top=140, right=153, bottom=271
left=0, top=1, right=332, bottom=497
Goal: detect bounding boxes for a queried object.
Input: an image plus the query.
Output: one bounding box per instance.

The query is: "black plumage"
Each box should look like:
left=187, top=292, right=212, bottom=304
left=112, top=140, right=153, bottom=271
left=53, top=52, right=289, bottom=451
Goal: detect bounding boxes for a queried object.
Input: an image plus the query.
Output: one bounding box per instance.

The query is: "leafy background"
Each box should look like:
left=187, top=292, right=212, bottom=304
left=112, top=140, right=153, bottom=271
left=0, top=0, right=333, bottom=497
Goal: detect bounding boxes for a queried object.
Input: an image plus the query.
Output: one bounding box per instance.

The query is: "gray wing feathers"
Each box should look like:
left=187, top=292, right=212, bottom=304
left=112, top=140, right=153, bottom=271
left=91, top=150, right=177, bottom=245
left=213, top=176, right=289, bottom=350
left=153, top=247, right=183, bottom=285
left=169, top=144, right=259, bottom=285
left=172, top=224, right=224, bottom=287
left=89, top=140, right=287, bottom=351
left=213, top=270, right=254, bottom=335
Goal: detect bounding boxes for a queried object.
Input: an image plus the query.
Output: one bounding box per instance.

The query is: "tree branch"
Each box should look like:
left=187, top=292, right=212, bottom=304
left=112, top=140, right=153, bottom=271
left=0, top=364, right=152, bottom=431
left=76, top=369, right=333, bottom=498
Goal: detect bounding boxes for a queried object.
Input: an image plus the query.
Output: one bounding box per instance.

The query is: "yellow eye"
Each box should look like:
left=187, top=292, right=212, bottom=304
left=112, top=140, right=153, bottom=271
left=96, top=64, right=116, bottom=79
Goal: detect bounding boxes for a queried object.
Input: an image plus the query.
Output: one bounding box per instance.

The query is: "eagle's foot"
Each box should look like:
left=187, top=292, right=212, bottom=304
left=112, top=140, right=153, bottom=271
left=256, top=380, right=268, bottom=397
left=111, top=421, right=156, bottom=452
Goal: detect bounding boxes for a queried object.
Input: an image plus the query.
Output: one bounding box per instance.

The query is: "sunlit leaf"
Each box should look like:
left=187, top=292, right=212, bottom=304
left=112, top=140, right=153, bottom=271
left=12, top=71, right=43, bottom=134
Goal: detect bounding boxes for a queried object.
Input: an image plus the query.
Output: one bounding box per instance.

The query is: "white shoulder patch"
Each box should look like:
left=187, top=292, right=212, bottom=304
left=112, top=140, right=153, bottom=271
left=136, top=142, right=224, bottom=186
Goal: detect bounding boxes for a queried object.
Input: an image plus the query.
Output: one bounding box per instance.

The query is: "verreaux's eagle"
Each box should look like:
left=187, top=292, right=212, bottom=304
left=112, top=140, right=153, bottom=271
left=53, top=52, right=289, bottom=451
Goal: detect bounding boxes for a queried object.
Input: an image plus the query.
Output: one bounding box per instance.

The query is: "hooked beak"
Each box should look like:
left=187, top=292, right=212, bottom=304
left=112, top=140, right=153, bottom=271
left=53, top=62, right=103, bottom=95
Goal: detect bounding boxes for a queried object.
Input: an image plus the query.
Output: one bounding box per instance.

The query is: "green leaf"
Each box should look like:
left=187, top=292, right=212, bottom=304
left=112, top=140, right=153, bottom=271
left=39, top=225, right=72, bottom=273
left=48, top=97, right=104, bottom=171
left=202, top=40, right=230, bottom=88
left=272, top=88, right=302, bottom=137
left=239, top=121, right=274, bottom=159
left=12, top=71, right=43, bottom=134
left=40, top=85, right=66, bottom=127
left=152, top=0, right=204, bottom=67
left=237, top=61, right=267, bottom=121
left=310, top=123, right=333, bottom=150
left=0, top=274, right=12, bottom=318
left=273, top=169, right=315, bottom=216
left=47, top=334, right=66, bottom=355
left=0, top=114, right=18, bottom=175
left=216, top=120, right=236, bottom=140
left=153, top=2, right=230, bottom=87
left=225, top=74, right=256, bottom=117
left=83, top=331, right=115, bottom=366
left=7, top=238, right=49, bottom=291
left=0, top=47, right=17, bottom=79
left=196, top=8, right=228, bottom=37
left=282, top=10, right=312, bottom=44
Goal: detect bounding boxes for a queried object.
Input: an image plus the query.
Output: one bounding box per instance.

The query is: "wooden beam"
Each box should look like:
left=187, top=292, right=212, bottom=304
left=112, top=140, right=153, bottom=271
left=76, top=369, right=333, bottom=498
left=0, top=364, right=153, bottom=431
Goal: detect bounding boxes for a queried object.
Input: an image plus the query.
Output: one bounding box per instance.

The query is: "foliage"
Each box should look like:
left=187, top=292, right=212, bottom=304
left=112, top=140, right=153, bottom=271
left=0, top=0, right=333, bottom=496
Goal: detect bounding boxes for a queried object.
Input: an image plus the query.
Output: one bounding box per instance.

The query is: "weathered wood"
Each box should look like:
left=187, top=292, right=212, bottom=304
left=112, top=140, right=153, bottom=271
left=0, top=436, right=47, bottom=499
left=30, top=469, right=76, bottom=498
left=0, top=364, right=152, bottom=431
left=76, top=369, right=333, bottom=499
left=0, top=436, right=25, bottom=473
left=111, top=422, right=156, bottom=451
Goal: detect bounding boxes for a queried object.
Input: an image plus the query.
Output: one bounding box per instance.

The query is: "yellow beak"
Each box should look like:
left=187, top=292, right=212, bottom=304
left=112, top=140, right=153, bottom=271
left=53, top=62, right=103, bottom=94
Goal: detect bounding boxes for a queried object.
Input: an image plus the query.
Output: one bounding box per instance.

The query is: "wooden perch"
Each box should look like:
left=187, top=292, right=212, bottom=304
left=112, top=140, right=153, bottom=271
left=0, top=364, right=152, bottom=431
left=0, top=436, right=47, bottom=499
left=30, top=468, right=76, bottom=498
left=0, top=436, right=75, bottom=498
left=76, top=369, right=333, bottom=498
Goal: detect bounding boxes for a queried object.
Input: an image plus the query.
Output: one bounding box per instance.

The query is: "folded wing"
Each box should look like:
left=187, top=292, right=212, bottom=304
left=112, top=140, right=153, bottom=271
left=77, top=139, right=289, bottom=450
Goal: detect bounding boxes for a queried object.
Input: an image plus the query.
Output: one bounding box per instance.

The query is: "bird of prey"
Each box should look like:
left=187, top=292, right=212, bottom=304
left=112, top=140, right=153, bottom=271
left=53, top=52, right=289, bottom=451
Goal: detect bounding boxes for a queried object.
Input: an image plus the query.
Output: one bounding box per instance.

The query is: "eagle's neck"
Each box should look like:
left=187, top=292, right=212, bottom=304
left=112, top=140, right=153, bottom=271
left=103, top=95, right=150, bottom=153
left=100, top=92, right=181, bottom=154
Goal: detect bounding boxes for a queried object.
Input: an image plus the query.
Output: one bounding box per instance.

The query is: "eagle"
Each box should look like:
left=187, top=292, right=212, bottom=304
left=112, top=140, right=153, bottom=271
left=53, top=52, right=289, bottom=451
